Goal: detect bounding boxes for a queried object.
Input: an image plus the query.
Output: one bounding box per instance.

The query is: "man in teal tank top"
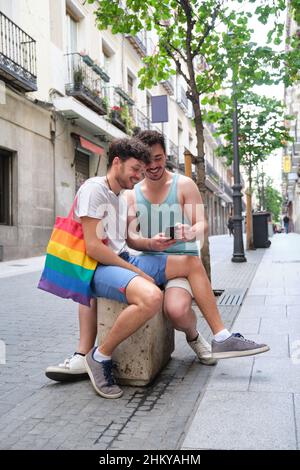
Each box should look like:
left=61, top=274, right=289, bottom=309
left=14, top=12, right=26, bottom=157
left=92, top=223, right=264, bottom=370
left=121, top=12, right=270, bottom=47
left=45, top=132, right=217, bottom=382
left=45, top=132, right=269, bottom=382
left=126, top=130, right=216, bottom=365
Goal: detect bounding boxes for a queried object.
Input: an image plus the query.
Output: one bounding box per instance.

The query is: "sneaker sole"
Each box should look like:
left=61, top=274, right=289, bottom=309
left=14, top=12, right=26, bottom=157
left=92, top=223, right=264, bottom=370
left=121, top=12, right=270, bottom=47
left=45, top=371, right=89, bottom=382
left=212, top=345, right=270, bottom=359
left=199, top=358, right=218, bottom=366
left=84, top=357, right=123, bottom=399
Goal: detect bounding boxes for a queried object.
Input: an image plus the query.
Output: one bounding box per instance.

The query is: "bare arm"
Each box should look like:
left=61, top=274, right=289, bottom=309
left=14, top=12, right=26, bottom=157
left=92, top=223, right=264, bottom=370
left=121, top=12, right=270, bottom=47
left=125, top=190, right=176, bottom=252
left=177, top=177, right=208, bottom=241
left=81, top=216, right=154, bottom=282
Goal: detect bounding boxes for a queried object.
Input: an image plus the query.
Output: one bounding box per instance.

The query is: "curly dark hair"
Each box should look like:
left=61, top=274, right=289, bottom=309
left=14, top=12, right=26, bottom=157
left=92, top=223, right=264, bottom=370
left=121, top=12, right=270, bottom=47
left=134, top=130, right=166, bottom=153
left=107, top=138, right=151, bottom=168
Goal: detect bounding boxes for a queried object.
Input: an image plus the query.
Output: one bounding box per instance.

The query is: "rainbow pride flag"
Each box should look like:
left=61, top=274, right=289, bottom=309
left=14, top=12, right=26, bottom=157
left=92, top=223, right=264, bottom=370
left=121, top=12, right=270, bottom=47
left=38, top=211, right=97, bottom=306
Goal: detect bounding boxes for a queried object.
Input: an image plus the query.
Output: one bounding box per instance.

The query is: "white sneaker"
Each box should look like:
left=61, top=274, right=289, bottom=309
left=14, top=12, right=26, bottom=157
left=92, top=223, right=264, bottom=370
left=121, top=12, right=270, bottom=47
left=45, top=353, right=88, bottom=382
left=188, top=332, right=218, bottom=365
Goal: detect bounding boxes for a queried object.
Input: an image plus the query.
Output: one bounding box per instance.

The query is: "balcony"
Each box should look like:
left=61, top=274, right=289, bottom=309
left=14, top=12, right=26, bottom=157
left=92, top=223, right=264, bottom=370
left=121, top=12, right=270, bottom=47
left=167, top=140, right=179, bottom=169
left=161, top=76, right=175, bottom=96
left=126, top=31, right=147, bottom=57
left=109, top=106, right=127, bottom=133
left=224, top=182, right=233, bottom=199
left=65, top=53, right=107, bottom=115
left=0, top=12, right=37, bottom=92
left=108, top=87, right=135, bottom=134
left=135, top=109, right=151, bottom=131
left=177, top=86, right=188, bottom=111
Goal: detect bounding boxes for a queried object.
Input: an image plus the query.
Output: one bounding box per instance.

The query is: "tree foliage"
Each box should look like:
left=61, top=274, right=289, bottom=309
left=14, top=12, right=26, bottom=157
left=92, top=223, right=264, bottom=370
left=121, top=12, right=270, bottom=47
left=204, top=92, right=294, bottom=187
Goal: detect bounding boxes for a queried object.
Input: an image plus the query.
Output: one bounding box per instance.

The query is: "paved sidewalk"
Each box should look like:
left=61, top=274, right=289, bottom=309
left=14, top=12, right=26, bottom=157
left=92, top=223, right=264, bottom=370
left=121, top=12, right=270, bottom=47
left=182, top=233, right=300, bottom=450
left=0, top=235, right=264, bottom=450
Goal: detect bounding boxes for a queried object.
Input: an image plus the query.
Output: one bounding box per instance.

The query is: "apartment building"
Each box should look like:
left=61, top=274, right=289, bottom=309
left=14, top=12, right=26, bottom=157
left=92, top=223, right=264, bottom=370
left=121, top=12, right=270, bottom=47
left=0, top=0, right=233, bottom=260
left=283, top=8, right=300, bottom=234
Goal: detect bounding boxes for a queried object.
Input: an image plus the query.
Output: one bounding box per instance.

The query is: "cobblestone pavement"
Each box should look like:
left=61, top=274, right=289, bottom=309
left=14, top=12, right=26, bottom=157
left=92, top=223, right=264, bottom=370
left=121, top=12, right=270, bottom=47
left=0, top=235, right=265, bottom=450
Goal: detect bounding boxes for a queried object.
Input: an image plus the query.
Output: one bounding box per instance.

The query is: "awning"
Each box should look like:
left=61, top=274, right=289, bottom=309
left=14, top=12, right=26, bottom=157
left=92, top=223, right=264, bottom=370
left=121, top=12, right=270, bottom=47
left=79, top=136, right=104, bottom=155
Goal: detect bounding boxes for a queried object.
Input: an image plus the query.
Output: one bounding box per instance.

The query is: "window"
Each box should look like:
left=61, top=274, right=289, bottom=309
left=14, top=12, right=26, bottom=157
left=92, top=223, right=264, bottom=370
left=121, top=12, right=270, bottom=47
left=103, top=50, right=110, bottom=73
left=0, top=149, right=13, bottom=225
left=127, top=73, right=134, bottom=98
left=102, top=40, right=114, bottom=73
left=66, top=12, right=78, bottom=53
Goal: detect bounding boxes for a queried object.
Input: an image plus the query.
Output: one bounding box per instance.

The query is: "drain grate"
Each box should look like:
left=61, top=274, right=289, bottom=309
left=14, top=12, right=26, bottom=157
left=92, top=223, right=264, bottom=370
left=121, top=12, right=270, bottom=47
left=217, top=288, right=247, bottom=306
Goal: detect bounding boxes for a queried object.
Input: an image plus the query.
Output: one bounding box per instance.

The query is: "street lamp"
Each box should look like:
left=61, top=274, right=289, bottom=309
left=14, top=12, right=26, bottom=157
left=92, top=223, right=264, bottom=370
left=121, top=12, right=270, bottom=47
left=231, top=76, right=247, bottom=263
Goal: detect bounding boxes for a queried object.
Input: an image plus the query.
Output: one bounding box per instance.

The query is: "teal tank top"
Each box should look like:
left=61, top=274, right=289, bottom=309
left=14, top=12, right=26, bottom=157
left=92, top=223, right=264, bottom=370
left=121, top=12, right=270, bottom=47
left=134, top=173, right=199, bottom=256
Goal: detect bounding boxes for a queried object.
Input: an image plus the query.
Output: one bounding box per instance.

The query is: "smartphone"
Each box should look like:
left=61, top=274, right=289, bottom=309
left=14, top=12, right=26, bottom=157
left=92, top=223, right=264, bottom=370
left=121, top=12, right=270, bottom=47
left=165, top=225, right=175, bottom=239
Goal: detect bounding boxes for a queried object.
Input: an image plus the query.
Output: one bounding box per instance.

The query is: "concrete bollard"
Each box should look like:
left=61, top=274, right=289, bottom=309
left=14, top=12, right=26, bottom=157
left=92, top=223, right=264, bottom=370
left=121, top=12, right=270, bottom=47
left=97, top=298, right=175, bottom=386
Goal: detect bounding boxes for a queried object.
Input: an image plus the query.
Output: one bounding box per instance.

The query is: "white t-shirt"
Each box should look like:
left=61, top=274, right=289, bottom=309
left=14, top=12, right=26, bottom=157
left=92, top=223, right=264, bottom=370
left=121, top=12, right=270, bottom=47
left=74, top=176, right=127, bottom=255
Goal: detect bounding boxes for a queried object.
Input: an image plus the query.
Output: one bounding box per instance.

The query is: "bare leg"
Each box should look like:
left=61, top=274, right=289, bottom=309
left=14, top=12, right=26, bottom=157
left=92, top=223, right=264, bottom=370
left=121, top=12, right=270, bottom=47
left=163, top=288, right=198, bottom=341
left=99, top=276, right=163, bottom=356
left=77, top=299, right=97, bottom=354
left=165, top=256, right=225, bottom=335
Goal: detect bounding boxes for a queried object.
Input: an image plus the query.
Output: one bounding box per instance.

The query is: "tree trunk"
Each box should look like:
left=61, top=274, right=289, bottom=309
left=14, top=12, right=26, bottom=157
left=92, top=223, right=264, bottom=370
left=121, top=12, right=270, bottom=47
left=193, top=97, right=211, bottom=281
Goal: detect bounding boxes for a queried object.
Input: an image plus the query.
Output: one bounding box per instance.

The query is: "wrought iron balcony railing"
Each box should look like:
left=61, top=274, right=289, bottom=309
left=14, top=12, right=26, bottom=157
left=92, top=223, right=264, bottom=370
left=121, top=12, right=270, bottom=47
left=167, top=140, right=179, bottom=168
left=126, top=31, right=147, bottom=57
left=177, top=86, right=188, bottom=111
left=161, top=76, right=175, bottom=95
left=205, top=160, right=221, bottom=186
left=65, top=53, right=108, bottom=115
left=0, top=12, right=37, bottom=92
left=135, top=109, right=151, bottom=131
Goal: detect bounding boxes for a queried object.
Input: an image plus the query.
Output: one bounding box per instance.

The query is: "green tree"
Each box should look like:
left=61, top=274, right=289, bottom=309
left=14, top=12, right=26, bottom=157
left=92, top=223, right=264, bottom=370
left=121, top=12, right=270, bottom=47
left=205, top=91, right=293, bottom=248
left=86, top=0, right=296, bottom=275
left=206, top=92, right=293, bottom=190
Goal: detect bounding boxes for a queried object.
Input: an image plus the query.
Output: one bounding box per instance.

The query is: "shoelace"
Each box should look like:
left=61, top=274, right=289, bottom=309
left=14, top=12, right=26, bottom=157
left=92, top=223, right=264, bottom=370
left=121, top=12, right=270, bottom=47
left=233, top=333, right=256, bottom=344
left=102, top=360, right=117, bottom=386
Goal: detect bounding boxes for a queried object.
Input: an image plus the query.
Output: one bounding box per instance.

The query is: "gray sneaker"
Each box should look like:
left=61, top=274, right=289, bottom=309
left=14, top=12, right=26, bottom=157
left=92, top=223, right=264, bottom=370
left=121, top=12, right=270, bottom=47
left=212, top=333, right=270, bottom=359
left=85, top=347, right=123, bottom=399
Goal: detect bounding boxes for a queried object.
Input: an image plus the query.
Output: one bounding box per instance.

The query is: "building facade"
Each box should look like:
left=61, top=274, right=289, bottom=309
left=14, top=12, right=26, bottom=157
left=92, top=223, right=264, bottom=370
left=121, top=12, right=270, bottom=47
left=0, top=0, right=233, bottom=260
left=283, top=7, right=300, bottom=234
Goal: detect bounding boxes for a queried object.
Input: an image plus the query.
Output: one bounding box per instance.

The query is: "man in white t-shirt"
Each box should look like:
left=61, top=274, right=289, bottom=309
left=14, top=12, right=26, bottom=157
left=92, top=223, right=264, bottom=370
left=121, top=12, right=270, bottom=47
left=45, top=137, right=269, bottom=399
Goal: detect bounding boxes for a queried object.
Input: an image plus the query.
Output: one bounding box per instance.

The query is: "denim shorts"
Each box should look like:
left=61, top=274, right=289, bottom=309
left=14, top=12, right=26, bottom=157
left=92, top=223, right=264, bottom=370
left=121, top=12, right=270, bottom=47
left=91, top=252, right=168, bottom=303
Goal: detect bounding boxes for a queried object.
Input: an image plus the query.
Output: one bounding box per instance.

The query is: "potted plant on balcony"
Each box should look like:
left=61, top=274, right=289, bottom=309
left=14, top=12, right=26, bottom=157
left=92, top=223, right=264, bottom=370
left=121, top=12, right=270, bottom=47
left=120, top=105, right=134, bottom=135
left=110, top=105, right=127, bottom=132
left=73, top=67, right=84, bottom=89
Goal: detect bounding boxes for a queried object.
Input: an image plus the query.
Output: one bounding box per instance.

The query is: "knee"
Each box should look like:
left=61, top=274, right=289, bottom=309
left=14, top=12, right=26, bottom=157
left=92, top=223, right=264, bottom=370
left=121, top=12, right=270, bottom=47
left=140, top=287, right=163, bottom=317
left=165, top=297, right=191, bottom=321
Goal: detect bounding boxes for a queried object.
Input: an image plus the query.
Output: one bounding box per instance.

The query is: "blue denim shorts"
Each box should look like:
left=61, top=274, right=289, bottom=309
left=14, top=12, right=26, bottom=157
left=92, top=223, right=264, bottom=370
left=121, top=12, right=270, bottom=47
left=91, top=252, right=167, bottom=303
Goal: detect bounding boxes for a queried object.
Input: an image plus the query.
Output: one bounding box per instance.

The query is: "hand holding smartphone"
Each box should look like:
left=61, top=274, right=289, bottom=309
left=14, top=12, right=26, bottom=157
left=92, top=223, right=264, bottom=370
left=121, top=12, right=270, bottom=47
left=164, top=225, right=176, bottom=239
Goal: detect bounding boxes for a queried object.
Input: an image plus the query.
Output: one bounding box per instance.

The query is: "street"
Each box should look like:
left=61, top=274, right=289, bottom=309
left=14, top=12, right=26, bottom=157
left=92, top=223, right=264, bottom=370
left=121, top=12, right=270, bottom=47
left=1, top=233, right=299, bottom=449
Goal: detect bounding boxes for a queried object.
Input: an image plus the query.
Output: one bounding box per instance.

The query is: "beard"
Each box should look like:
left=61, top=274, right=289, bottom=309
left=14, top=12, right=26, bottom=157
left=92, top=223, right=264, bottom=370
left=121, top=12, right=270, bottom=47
left=117, top=175, right=140, bottom=189
left=145, top=167, right=165, bottom=181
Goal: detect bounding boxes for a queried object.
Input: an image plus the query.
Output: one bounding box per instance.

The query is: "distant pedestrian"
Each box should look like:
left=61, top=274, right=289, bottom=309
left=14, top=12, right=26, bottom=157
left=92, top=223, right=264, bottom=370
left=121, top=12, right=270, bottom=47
left=283, top=215, right=290, bottom=234
left=227, top=216, right=234, bottom=236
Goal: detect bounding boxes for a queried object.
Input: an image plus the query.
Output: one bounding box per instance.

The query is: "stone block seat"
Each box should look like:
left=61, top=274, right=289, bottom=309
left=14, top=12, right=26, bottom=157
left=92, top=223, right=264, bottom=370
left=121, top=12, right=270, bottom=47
left=97, top=298, right=175, bottom=386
